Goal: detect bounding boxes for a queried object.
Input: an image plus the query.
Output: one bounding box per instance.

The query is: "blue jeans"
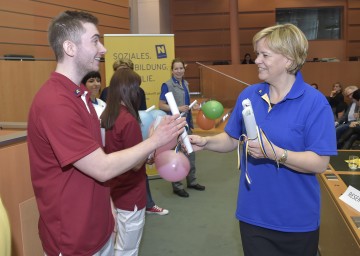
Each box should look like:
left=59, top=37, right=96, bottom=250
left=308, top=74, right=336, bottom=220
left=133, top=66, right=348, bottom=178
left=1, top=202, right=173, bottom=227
left=336, top=123, right=350, bottom=142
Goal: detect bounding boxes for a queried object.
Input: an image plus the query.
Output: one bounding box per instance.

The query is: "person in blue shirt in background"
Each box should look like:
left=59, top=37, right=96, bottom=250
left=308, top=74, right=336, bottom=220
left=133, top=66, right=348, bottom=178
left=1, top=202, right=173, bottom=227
left=189, top=24, right=336, bottom=256
left=159, top=58, right=205, bottom=198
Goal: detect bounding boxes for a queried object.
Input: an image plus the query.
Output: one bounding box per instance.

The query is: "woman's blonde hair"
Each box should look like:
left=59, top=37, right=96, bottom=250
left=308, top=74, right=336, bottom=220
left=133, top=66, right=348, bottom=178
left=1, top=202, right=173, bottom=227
left=344, top=85, right=358, bottom=97
left=253, top=23, right=308, bottom=74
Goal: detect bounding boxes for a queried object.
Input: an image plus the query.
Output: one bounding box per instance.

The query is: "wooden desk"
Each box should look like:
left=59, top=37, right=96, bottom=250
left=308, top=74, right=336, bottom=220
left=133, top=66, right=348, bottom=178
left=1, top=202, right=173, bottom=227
left=0, top=124, right=42, bottom=256
left=318, top=150, right=360, bottom=256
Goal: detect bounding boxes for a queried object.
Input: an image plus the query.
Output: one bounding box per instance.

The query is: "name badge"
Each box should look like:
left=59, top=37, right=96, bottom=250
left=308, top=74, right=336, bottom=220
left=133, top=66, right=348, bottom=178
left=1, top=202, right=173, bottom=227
left=339, top=185, right=360, bottom=213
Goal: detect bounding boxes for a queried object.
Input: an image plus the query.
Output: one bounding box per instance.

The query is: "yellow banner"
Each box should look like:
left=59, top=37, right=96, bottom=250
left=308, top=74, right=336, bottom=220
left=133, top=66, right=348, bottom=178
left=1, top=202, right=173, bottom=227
left=104, top=34, right=175, bottom=176
left=104, top=34, right=175, bottom=108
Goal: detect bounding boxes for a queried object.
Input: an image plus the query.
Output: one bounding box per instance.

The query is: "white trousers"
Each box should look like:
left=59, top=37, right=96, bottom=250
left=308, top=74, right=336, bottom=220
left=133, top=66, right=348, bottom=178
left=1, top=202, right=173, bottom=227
left=45, top=234, right=114, bottom=256
left=114, top=205, right=145, bottom=256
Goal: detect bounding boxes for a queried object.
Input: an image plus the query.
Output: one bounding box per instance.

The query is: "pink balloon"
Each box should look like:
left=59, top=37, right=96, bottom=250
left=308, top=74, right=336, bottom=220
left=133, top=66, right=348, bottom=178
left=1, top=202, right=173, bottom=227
left=148, top=115, right=177, bottom=154
left=155, top=150, right=190, bottom=182
left=156, top=137, right=178, bottom=155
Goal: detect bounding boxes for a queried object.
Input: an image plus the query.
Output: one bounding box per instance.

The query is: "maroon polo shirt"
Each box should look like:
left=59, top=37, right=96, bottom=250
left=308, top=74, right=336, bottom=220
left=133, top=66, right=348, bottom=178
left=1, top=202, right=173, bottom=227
left=27, top=72, right=114, bottom=256
left=105, top=106, right=146, bottom=211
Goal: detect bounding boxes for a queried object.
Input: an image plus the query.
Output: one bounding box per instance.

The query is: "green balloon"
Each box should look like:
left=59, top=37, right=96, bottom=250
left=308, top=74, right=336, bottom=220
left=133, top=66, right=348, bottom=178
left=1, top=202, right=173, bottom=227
left=201, top=100, right=224, bottom=120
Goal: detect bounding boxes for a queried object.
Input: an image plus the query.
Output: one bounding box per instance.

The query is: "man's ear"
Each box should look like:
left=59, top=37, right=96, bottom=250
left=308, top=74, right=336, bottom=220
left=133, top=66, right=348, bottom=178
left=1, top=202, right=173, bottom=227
left=63, top=40, right=76, bottom=57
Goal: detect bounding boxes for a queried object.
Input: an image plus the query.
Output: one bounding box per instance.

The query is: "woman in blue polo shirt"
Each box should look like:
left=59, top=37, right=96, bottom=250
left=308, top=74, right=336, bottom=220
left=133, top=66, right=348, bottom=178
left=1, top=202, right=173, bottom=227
left=189, top=24, right=337, bottom=256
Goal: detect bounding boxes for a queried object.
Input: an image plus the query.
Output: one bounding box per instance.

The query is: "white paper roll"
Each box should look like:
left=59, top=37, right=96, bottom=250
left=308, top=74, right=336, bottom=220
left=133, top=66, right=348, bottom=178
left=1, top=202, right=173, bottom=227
left=145, top=105, right=155, bottom=112
left=165, top=92, right=193, bottom=153
left=242, top=99, right=258, bottom=140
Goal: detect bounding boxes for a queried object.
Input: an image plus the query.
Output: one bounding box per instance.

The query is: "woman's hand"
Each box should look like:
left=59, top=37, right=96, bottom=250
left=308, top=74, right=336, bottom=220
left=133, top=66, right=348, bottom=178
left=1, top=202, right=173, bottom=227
left=330, top=90, right=337, bottom=97
left=178, top=105, right=189, bottom=113
left=246, top=130, right=329, bottom=174
left=246, top=138, right=266, bottom=159
left=188, top=134, right=207, bottom=151
left=350, top=121, right=358, bottom=128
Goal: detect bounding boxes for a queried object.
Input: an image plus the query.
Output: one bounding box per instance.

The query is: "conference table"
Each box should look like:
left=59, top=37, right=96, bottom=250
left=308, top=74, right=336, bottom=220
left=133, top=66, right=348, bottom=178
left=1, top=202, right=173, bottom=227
left=318, top=150, right=360, bottom=255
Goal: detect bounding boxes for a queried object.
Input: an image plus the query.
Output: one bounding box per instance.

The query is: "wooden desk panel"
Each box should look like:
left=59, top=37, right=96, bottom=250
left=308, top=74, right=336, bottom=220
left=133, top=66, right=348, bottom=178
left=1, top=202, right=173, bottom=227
left=319, top=150, right=360, bottom=256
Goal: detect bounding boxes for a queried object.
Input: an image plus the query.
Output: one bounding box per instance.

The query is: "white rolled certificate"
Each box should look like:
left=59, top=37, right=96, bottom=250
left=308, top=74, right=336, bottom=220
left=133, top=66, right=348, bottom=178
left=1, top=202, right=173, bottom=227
left=165, top=92, right=193, bottom=153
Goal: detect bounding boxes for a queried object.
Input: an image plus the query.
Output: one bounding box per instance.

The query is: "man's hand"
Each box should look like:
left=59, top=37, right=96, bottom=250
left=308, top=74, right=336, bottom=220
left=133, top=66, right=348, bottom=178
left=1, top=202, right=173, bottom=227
left=149, top=114, right=186, bottom=148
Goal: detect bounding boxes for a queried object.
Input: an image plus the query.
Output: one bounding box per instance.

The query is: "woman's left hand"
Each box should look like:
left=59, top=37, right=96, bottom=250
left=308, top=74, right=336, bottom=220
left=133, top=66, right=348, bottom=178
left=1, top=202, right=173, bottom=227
left=245, top=129, right=278, bottom=160
left=246, top=138, right=266, bottom=159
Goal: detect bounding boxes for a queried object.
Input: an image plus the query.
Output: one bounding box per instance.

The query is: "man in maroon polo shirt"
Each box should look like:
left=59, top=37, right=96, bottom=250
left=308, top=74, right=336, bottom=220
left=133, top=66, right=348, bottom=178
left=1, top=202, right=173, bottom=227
left=27, top=11, right=185, bottom=256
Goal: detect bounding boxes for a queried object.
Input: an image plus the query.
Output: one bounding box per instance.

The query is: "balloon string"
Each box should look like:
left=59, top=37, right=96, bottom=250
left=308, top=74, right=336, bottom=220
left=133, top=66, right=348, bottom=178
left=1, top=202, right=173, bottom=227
left=196, top=62, right=251, bottom=86
left=238, top=126, right=279, bottom=185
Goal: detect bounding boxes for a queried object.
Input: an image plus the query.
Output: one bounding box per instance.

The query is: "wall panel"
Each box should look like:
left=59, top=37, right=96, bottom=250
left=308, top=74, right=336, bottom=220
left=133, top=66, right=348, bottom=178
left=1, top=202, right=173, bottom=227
left=172, top=0, right=228, bottom=14
left=98, top=0, right=129, bottom=6
left=0, top=44, right=55, bottom=59
left=0, top=0, right=62, bottom=17
left=347, top=0, right=360, bottom=58
left=0, top=28, right=48, bottom=45
left=171, top=0, right=354, bottom=92
left=308, top=40, right=346, bottom=60
left=238, top=13, right=275, bottom=28
left=176, top=46, right=231, bottom=62
left=238, top=0, right=275, bottom=12
left=0, top=61, right=106, bottom=123
left=275, top=0, right=345, bottom=8
left=348, top=27, right=360, bottom=41
left=346, top=0, right=360, bottom=8
left=348, top=42, right=360, bottom=57
left=348, top=9, right=360, bottom=24
left=34, top=0, right=129, bottom=17
left=0, top=0, right=130, bottom=59
left=239, top=29, right=261, bottom=44
left=175, top=30, right=230, bottom=46
left=173, top=14, right=229, bottom=30
left=0, top=11, right=50, bottom=30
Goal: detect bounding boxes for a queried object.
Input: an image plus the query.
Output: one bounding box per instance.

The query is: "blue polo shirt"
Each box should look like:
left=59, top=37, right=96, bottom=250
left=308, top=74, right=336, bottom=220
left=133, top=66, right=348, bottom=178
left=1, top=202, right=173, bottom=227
left=225, top=72, right=337, bottom=232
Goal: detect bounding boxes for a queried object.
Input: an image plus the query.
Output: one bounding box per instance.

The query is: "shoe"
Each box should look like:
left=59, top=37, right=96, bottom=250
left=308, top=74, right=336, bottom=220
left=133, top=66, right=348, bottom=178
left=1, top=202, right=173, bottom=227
left=173, top=189, right=189, bottom=198
left=187, top=184, right=205, bottom=191
left=146, top=205, right=169, bottom=215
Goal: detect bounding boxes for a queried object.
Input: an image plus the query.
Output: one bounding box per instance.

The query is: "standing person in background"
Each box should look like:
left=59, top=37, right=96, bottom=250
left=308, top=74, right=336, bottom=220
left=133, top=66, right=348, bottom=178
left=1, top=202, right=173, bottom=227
left=189, top=24, right=336, bottom=256
left=102, top=58, right=169, bottom=215
left=27, top=10, right=185, bottom=255
left=100, top=58, right=146, bottom=109
left=82, top=71, right=106, bottom=118
left=159, top=57, right=205, bottom=198
left=82, top=71, right=106, bottom=146
left=241, top=53, right=255, bottom=64
left=101, top=68, right=147, bottom=256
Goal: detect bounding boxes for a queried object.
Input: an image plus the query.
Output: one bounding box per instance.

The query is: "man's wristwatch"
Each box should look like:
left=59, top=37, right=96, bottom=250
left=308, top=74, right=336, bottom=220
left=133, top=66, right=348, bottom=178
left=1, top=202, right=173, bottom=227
left=278, top=149, right=288, bottom=164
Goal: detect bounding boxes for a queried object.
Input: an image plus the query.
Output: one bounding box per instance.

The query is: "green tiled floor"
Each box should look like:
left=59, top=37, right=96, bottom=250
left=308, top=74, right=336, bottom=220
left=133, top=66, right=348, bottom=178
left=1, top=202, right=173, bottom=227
left=139, top=150, right=243, bottom=256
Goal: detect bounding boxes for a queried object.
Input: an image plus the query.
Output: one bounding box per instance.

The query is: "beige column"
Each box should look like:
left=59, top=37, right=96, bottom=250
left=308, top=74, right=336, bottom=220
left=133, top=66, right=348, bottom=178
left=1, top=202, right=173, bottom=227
left=229, top=0, right=240, bottom=64
left=131, top=0, right=170, bottom=34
